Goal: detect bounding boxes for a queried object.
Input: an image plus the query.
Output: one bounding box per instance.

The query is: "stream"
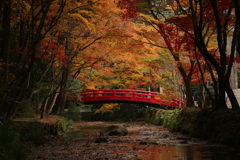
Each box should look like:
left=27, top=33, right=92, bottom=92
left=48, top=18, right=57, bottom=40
left=27, top=121, right=240, bottom=160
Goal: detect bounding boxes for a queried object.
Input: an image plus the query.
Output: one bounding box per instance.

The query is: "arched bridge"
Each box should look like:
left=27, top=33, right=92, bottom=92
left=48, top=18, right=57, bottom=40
left=79, top=89, right=183, bottom=108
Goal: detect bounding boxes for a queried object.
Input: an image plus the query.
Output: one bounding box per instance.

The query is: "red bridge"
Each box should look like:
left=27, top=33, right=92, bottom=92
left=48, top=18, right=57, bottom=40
left=79, top=89, right=183, bottom=108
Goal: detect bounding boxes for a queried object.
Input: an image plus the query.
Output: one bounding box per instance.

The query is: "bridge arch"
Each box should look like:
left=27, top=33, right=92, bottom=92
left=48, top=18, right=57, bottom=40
left=79, top=89, right=183, bottom=108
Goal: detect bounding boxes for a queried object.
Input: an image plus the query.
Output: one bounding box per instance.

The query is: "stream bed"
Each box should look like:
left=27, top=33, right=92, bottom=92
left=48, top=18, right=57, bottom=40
left=26, top=121, right=240, bottom=160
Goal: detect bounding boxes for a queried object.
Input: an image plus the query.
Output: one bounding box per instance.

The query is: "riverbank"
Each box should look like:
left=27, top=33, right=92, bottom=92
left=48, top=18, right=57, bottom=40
left=1, top=107, right=240, bottom=159
left=92, top=106, right=240, bottom=150
left=0, top=109, right=240, bottom=160
left=144, top=108, right=240, bottom=150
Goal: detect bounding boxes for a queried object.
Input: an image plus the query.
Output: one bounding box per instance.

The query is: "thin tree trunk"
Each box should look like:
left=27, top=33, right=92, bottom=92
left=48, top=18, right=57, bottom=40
left=51, top=35, right=72, bottom=115
left=225, top=80, right=239, bottom=110
left=0, top=0, right=3, bottom=19
left=1, top=0, right=11, bottom=83
left=59, top=65, right=71, bottom=115
left=47, top=87, right=60, bottom=114
left=52, top=65, right=71, bottom=115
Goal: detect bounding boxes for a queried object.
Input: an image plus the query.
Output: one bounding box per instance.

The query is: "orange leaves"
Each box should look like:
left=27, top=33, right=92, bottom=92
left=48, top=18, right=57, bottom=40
left=50, top=0, right=179, bottom=93
left=102, top=71, right=114, bottom=75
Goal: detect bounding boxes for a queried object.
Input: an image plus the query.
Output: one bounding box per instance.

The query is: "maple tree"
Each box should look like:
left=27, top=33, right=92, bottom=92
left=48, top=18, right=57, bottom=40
left=51, top=0, right=163, bottom=115
left=77, top=21, right=177, bottom=93
left=185, top=0, right=239, bottom=109
left=0, top=0, right=67, bottom=117
left=116, top=0, right=198, bottom=107
left=1, top=0, right=218, bottom=118
left=65, top=1, right=180, bottom=113
left=117, top=0, right=240, bottom=110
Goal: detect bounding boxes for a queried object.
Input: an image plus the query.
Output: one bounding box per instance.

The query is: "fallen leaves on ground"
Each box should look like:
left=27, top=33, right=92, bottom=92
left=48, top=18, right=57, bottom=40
left=23, top=121, right=209, bottom=160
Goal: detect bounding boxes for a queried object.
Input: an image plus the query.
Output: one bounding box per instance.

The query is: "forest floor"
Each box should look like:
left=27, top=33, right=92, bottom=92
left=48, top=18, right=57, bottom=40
left=22, top=119, right=235, bottom=160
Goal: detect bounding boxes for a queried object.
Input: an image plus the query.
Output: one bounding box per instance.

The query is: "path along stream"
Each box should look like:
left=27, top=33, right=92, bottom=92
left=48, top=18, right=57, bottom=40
left=26, top=121, right=240, bottom=160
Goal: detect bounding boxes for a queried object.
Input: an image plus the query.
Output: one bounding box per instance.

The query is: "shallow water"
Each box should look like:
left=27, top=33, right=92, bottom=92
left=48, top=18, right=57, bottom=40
left=131, top=145, right=240, bottom=160
left=63, top=127, right=103, bottom=138
left=63, top=126, right=240, bottom=160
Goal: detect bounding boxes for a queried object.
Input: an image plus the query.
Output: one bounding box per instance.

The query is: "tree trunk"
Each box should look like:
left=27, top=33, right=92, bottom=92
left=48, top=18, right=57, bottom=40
left=40, top=96, right=49, bottom=119
left=225, top=80, right=239, bottom=110
left=0, top=0, right=11, bottom=115
left=0, top=0, right=11, bottom=83
left=51, top=36, right=71, bottom=115
left=51, top=65, right=71, bottom=115
left=0, top=0, right=3, bottom=19
left=177, top=61, right=195, bottom=107
left=47, top=87, right=60, bottom=114
left=59, top=65, right=71, bottom=115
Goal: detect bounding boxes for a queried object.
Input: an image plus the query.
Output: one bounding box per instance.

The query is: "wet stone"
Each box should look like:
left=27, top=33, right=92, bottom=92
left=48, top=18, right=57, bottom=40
left=100, top=124, right=128, bottom=136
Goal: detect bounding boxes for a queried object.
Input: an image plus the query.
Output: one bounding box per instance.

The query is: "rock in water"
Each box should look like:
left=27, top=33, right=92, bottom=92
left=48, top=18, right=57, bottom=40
left=100, top=124, right=128, bottom=136
left=95, top=137, right=108, bottom=143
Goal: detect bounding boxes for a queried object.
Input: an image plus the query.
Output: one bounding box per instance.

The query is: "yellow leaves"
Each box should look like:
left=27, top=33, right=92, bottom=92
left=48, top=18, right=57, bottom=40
left=86, top=82, right=96, bottom=90
left=65, top=0, right=177, bottom=93
left=66, top=13, right=95, bottom=31
left=94, top=103, right=120, bottom=114
left=22, top=1, right=31, bottom=13
left=131, top=73, right=143, bottom=81
left=139, top=13, right=159, bottom=24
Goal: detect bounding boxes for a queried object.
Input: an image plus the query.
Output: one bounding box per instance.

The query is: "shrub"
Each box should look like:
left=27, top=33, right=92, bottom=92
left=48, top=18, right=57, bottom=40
left=161, top=108, right=182, bottom=131
left=142, top=107, right=183, bottom=131
left=0, top=119, right=26, bottom=160
left=20, top=121, right=46, bottom=141
left=151, top=109, right=164, bottom=125
left=64, top=103, right=82, bottom=122
left=56, top=117, right=73, bottom=131
left=15, top=100, right=38, bottom=118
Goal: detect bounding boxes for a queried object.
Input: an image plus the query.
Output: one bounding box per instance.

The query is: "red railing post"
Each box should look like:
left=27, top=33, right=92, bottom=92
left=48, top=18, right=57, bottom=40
left=113, top=89, right=116, bottom=97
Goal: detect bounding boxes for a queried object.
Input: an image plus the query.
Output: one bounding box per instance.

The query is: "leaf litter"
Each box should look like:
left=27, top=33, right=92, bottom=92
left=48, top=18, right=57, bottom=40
left=24, top=121, right=225, bottom=160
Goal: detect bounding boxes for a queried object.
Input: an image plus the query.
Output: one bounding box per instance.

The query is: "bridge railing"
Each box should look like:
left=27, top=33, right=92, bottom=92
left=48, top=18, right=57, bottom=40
left=79, top=89, right=183, bottom=107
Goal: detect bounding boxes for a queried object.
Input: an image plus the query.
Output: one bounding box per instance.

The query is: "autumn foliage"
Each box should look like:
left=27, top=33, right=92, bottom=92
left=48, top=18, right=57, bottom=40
left=117, top=0, right=240, bottom=109
left=1, top=0, right=239, bottom=118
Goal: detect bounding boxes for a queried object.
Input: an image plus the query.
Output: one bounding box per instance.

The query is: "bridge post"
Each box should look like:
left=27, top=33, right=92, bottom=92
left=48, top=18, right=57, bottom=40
left=150, top=92, right=154, bottom=99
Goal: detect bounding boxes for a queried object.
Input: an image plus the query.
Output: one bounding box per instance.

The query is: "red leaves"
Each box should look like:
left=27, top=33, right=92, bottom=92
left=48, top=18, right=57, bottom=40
left=226, top=57, right=240, bottom=64
left=202, top=0, right=234, bottom=28
left=157, top=22, right=195, bottom=53
left=35, top=39, right=68, bottom=66
left=9, top=47, right=28, bottom=54
left=125, top=71, right=132, bottom=75
left=40, top=39, right=65, bottom=55
left=166, top=15, right=194, bottom=32
left=117, top=0, right=143, bottom=20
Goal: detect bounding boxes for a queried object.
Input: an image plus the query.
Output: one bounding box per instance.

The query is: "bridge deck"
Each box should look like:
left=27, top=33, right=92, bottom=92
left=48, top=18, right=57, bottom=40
left=79, top=89, right=183, bottom=108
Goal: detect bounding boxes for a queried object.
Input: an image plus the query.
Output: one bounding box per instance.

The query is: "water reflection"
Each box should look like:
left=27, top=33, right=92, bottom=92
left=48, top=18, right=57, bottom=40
left=135, top=145, right=240, bottom=160
left=63, top=127, right=102, bottom=138
left=63, top=127, right=240, bottom=160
